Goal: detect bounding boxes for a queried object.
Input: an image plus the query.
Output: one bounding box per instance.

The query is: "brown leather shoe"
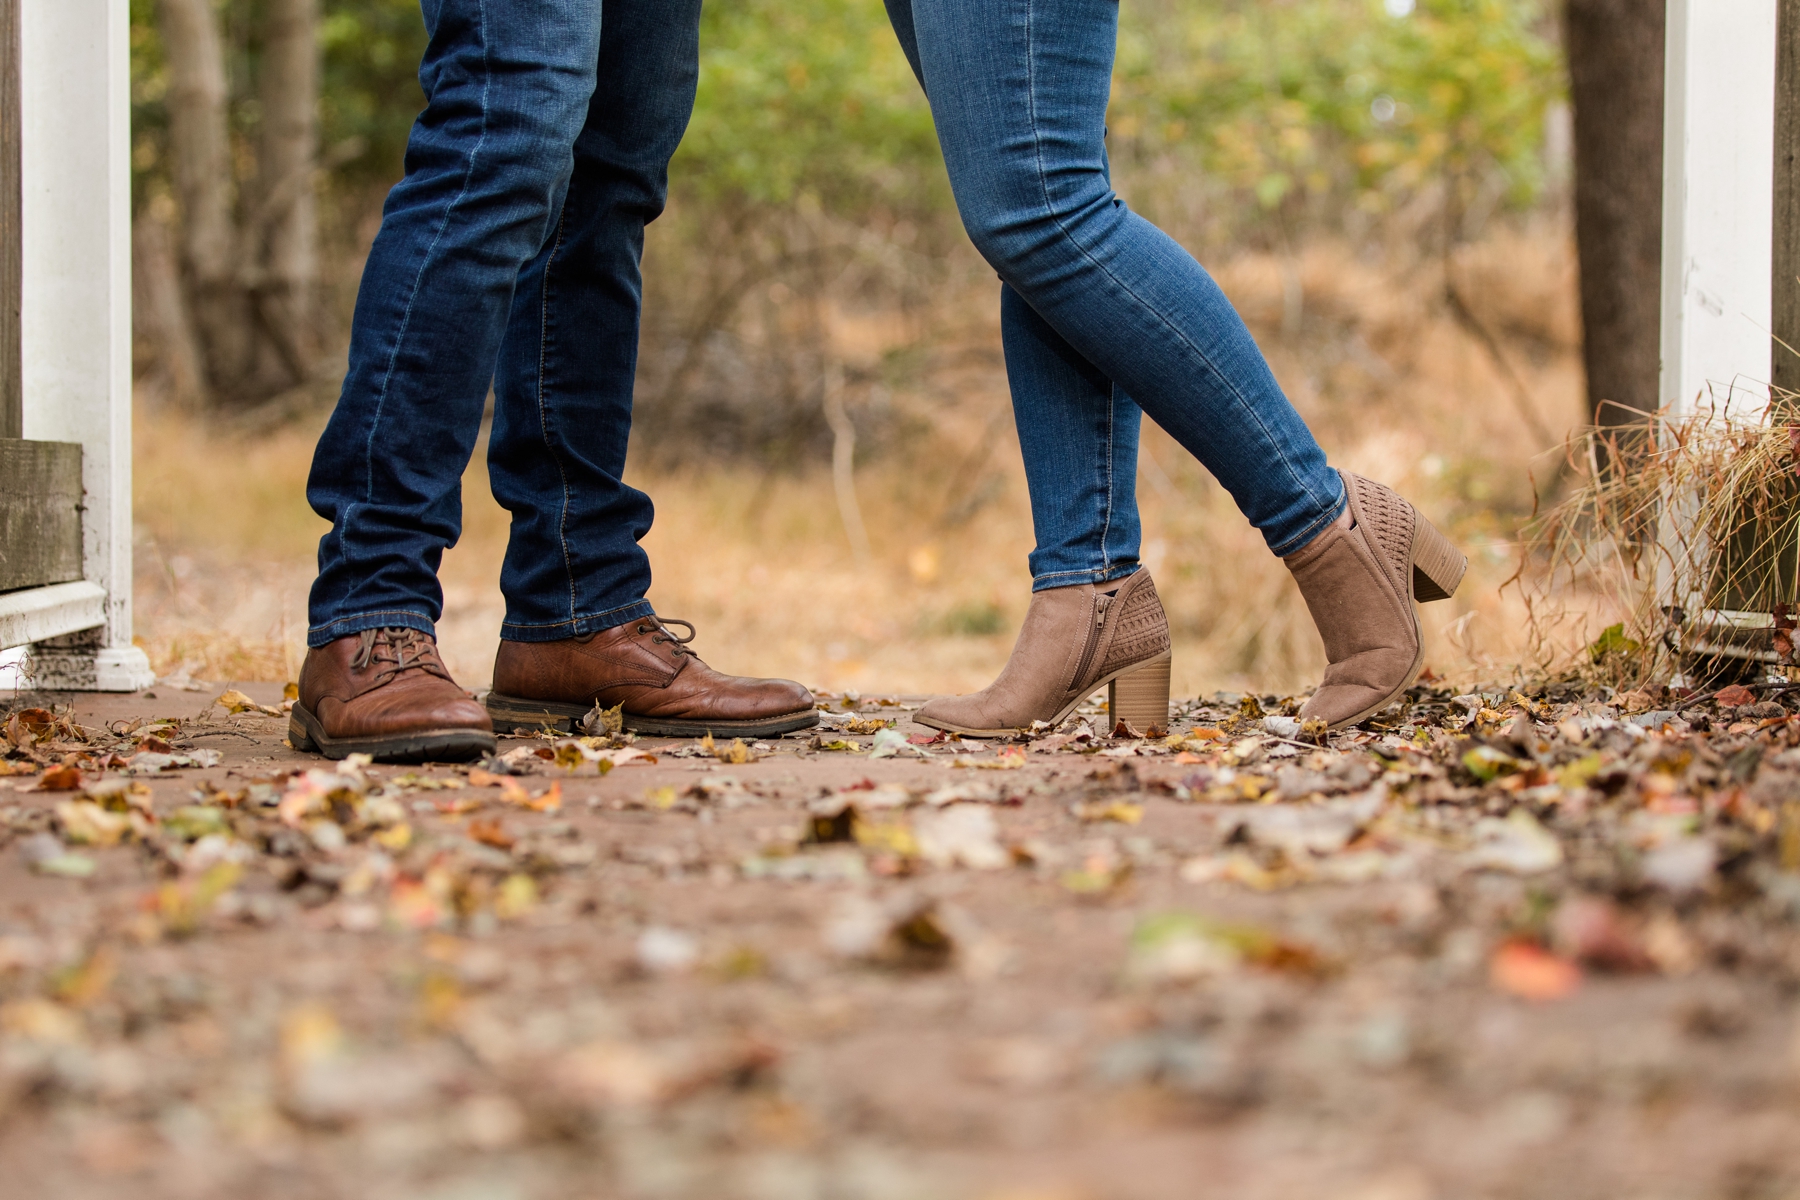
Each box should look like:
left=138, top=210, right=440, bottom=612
left=1285, top=470, right=1467, bottom=730
left=915, top=568, right=1173, bottom=737
left=485, top=616, right=819, bottom=738
left=290, top=628, right=496, bottom=762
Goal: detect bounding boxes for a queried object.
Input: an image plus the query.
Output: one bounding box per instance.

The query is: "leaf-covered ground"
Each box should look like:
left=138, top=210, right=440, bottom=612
left=3, top=679, right=1800, bottom=1199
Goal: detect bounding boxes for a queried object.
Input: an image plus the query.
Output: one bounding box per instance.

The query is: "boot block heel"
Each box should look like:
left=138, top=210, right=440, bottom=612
left=288, top=714, right=316, bottom=753
left=1109, top=652, right=1172, bottom=734
left=1410, top=512, right=1467, bottom=603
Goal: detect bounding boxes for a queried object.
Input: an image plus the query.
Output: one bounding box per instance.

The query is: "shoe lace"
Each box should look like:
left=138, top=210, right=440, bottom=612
left=634, top=616, right=698, bottom=657
left=350, top=627, right=454, bottom=687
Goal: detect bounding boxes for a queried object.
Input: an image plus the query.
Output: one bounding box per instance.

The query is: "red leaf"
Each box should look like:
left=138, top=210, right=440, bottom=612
left=1490, top=940, right=1581, bottom=1001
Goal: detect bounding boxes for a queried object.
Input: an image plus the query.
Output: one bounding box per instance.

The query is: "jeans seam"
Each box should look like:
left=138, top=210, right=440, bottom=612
left=1014, top=0, right=1335, bottom=530
left=355, top=0, right=493, bottom=561
left=1271, top=476, right=1348, bottom=557
left=309, top=609, right=437, bottom=640
left=1034, top=565, right=1137, bottom=586
left=536, top=209, right=579, bottom=623
left=500, top=598, right=655, bottom=630
left=1099, top=380, right=1116, bottom=574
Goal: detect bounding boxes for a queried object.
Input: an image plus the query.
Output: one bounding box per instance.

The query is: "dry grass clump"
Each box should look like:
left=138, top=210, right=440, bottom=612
left=1516, top=399, right=1798, bottom=690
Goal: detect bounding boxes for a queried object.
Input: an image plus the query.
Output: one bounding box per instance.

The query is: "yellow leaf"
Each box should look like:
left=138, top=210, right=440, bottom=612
left=1075, top=800, right=1143, bottom=825
left=712, top=737, right=755, bottom=765
left=280, top=1003, right=345, bottom=1071
left=853, top=816, right=920, bottom=858
left=494, top=873, right=539, bottom=920
left=215, top=689, right=280, bottom=716
left=55, top=800, right=130, bottom=846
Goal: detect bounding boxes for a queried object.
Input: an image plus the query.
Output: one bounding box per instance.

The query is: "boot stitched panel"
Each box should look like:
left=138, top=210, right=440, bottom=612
left=1349, top=473, right=1413, bottom=598
left=1098, top=576, right=1171, bottom=676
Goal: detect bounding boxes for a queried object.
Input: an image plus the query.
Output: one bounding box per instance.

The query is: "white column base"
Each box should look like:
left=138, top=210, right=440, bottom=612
left=24, top=632, right=154, bottom=692
left=93, top=646, right=155, bottom=691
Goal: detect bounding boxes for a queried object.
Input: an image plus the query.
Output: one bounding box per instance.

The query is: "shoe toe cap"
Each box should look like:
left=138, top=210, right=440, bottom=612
left=748, top=677, right=814, bottom=717
left=434, top=695, right=496, bottom=732
left=916, top=694, right=985, bottom=731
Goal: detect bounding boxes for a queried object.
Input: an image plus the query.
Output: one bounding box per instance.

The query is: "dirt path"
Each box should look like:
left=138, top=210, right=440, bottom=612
left=2, top=682, right=1798, bottom=1199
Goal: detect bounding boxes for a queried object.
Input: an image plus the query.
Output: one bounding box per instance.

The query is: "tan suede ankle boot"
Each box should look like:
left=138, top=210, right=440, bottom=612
left=1285, top=470, right=1467, bottom=730
left=916, top=568, right=1172, bottom=737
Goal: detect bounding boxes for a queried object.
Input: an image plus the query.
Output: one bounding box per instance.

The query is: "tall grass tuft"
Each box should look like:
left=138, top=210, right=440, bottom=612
left=1516, top=396, right=1800, bottom=690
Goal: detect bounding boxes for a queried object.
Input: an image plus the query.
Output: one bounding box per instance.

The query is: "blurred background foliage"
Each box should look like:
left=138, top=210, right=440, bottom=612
left=125, top=0, right=1564, bottom=458
left=125, top=0, right=1620, bottom=694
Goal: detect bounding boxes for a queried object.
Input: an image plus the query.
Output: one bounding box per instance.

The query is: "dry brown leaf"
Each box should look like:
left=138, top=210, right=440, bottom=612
left=468, top=818, right=516, bottom=850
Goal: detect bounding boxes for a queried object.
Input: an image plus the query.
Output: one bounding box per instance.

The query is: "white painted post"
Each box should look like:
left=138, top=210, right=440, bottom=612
left=1660, top=0, right=1778, bottom=423
left=16, top=0, right=152, bottom=690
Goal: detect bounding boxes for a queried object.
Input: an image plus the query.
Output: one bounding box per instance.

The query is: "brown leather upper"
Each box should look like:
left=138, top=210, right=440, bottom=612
left=491, top=619, right=814, bottom=721
left=298, top=628, right=492, bottom=739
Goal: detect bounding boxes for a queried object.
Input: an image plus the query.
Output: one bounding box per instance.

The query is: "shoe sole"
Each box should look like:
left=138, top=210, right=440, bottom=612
left=288, top=704, right=496, bottom=764
left=483, top=693, right=822, bottom=739
left=1324, top=510, right=1468, bottom=731
left=915, top=650, right=1173, bottom=739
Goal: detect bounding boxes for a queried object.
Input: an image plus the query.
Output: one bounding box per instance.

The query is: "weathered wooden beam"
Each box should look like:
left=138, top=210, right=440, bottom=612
left=1778, top=0, right=1800, bottom=398
left=0, top=580, right=103, bottom=652
left=0, top=438, right=83, bottom=593
left=0, top=0, right=20, bottom=439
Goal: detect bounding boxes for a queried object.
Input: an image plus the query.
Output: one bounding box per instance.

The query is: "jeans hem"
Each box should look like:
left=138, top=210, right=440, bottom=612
left=499, top=598, right=657, bottom=643
left=1270, top=478, right=1349, bottom=558
left=307, top=610, right=437, bottom=648
left=1031, top=563, right=1141, bottom=592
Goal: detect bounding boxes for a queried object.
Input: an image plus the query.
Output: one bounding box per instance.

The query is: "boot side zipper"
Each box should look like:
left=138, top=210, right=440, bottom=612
left=1069, top=592, right=1112, bottom=695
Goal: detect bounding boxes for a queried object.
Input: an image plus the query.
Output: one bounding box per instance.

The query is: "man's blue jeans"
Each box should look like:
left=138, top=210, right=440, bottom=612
left=884, top=0, right=1346, bottom=589
left=305, top=0, right=701, bottom=648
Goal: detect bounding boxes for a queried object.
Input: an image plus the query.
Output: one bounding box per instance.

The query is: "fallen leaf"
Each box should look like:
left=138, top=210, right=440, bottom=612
left=215, top=689, right=281, bottom=717
left=1074, top=800, right=1144, bottom=824
left=1465, top=809, right=1563, bottom=874
left=493, top=873, right=539, bottom=919
left=37, top=764, right=84, bottom=791
left=1550, top=895, right=1652, bottom=971
left=1489, top=940, right=1580, bottom=1000
left=55, top=801, right=131, bottom=846
left=150, top=862, right=244, bottom=937
left=0, top=998, right=84, bottom=1044
left=580, top=700, right=625, bottom=736
left=1714, top=684, right=1757, bottom=708
left=468, top=818, right=515, bottom=850
left=868, top=727, right=909, bottom=759
left=825, top=895, right=959, bottom=970
left=913, top=804, right=1009, bottom=869
left=1462, top=745, right=1525, bottom=783
left=500, top=779, right=562, bottom=812
left=701, top=733, right=755, bottom=764
left=53, top=945, right=118, bottom=1007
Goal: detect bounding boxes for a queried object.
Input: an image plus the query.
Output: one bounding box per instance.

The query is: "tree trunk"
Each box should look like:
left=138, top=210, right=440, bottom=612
left=1564, top=0, right=1665, bottom=458
left=157, top=0, right=249, bottom=400
left=254, top=0, right=320, bottom=385
left=132, top=204, right=208, bottom=409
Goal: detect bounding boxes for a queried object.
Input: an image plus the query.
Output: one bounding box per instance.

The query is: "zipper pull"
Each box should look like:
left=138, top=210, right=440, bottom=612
left=1094, top=593, right=1112, bottom=626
